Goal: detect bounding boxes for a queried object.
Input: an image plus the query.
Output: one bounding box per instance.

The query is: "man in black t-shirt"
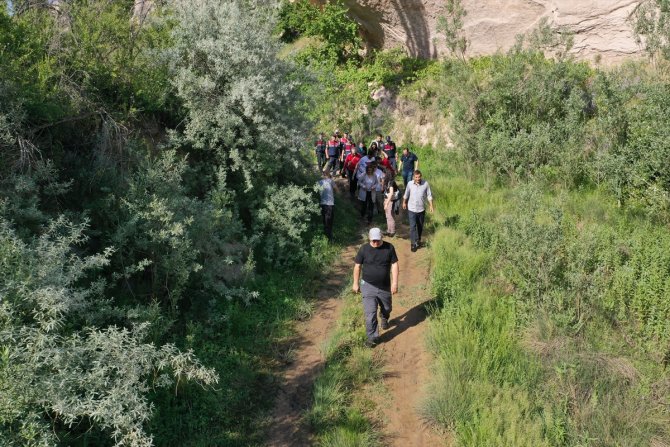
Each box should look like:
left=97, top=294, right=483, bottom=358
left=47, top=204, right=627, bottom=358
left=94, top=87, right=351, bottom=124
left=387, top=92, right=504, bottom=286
left=352, top=227, right=399, bottom=347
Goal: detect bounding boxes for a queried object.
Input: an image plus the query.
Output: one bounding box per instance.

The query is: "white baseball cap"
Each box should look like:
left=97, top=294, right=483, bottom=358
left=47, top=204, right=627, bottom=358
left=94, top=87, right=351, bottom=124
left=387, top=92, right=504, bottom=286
left=369, top=228, right=383, bottom=241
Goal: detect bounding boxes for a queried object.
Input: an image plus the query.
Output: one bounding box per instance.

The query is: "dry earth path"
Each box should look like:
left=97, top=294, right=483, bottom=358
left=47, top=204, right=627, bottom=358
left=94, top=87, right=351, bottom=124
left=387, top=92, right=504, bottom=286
left=375, top=223, right=446, bottom=447
left=265, top=187, right=444, bottom=446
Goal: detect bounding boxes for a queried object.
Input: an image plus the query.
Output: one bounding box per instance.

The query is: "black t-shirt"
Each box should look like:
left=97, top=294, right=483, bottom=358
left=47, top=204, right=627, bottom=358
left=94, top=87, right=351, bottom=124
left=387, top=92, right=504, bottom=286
left=354, top=241, right=398, bottom=291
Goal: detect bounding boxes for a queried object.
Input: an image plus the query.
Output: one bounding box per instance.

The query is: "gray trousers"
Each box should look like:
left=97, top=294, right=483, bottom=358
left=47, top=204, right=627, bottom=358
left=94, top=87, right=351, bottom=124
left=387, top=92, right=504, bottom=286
left=361, top=281, right=392, bottom=341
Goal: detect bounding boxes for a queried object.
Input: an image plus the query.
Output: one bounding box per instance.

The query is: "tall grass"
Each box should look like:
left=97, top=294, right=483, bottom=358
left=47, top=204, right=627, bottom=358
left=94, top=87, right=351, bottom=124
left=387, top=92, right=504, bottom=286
left=307, top=288, right=384, bottom=447
left=417, top=148, right=670, bottom=446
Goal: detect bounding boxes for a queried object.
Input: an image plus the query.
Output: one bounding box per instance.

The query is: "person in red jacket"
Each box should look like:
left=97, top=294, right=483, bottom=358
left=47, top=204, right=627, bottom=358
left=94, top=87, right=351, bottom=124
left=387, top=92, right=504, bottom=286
left=340, top=132, right=354, bottom=177
left=379, top=152, right=396, bottom=180
left=343, top=147, right=362, bottom=199
left=383, top=135, right=398, bottom=171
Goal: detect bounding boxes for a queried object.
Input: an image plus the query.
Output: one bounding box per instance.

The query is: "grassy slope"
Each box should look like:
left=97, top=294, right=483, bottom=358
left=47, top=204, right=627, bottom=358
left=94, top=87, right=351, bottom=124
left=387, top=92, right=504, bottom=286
left=419, top=147, right=670, bottom=446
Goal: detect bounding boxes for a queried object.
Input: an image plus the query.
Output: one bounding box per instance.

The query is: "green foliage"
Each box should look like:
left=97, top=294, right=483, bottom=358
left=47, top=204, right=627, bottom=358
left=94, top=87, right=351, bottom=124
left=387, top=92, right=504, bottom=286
left=0, top=216, right=217, bottom=446
left=0, top=0, right=330, bottom=444
left=278, top=0, right=362, bottom=64
left=632, top=0, right=670, bottom=61
left=419, top=148, right=670, bottom=446
left=254, top=184, right=319, bottom=266
left=425, top=47, right=670, bottom=222
left=436, top=0, right=468, bottom=59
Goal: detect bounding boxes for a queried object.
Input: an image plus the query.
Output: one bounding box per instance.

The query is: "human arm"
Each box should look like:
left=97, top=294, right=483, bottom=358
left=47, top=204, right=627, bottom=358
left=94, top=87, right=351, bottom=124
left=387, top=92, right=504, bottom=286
left=352, top=263, right=361, bottom=293
left=384, top=186, right=394, bottom=208
left=402, top=184, right=410, bottom=210
left=391, top=261, right=399, bottom=294
left=426, top=182, right=434, bottom=213
left=414, top=155, right=419, bottom=171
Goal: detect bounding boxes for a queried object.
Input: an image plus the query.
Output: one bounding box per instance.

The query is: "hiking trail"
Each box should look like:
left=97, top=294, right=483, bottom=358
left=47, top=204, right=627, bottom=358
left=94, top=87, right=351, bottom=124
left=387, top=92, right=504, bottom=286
left=265, top=182, right=444, bottom=446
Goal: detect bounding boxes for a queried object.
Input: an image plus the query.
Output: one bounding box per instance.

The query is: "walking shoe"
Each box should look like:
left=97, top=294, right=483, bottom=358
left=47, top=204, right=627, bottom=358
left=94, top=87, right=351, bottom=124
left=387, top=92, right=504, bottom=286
left=380, top=318, right=389, bottom=330
left=411, top=244, right=418, bottom=252
left=364, top=339, right=377, bottom=348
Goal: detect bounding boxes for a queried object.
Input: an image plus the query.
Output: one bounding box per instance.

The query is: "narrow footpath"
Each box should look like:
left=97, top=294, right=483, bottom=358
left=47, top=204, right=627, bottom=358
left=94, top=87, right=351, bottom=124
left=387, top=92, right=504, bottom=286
left=375, top=225, right=446, bottom=446
left=265, top=183, right=444, bottom=446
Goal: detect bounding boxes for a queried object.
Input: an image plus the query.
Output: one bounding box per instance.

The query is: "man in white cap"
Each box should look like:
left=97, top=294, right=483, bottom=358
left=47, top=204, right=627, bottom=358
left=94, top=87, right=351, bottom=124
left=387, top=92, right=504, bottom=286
left=352, top=227, right=399, bottom=347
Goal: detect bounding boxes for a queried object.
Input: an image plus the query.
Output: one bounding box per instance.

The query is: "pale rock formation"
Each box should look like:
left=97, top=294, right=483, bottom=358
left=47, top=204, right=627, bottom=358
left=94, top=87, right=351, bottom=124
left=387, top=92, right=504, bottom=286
left=317, top=0, right=645, bottom=64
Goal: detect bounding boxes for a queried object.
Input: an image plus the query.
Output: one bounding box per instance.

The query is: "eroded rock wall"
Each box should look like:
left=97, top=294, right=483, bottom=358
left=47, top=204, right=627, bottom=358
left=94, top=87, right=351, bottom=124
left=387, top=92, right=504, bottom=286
left=322, top=0, right=644, bottom=64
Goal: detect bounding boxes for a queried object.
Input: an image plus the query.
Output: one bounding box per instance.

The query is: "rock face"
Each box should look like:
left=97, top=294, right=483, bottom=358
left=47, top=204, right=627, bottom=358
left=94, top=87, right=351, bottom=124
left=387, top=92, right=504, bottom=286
left=319, top=0, right=644, bottom=64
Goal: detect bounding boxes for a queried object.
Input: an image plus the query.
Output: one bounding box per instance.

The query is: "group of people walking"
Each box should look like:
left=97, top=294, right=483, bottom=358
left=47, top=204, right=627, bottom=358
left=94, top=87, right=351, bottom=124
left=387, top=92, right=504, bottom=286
left=316, top=130, right=434, bottom=348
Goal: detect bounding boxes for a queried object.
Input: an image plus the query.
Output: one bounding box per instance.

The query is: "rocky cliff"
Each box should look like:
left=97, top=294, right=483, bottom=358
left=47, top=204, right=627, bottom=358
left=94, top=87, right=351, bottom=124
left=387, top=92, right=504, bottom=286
left=320, top=0, right=644, bottom=64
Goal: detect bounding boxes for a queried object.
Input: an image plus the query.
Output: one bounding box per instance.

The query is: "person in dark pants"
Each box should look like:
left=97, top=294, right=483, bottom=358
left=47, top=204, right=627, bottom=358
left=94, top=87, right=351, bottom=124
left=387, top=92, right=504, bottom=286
left=352, top=227, right=399, bottom=348
left=399, top=147, right=419, bottom=188
left=318, top=168, right=335, bottom=242
left=383, top=135, right=397, bottom=171
left=343, top=148, right=361, bottom=199
left=402, top=170, right=434, bottom=252
left=315, top=133, right=327, bottom=171
left=325, top=134, right=339, bottom=173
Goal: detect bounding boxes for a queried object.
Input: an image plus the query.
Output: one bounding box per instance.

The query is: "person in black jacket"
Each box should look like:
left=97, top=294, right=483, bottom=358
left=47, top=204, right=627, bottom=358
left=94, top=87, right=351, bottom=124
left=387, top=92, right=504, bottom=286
left=315, top=133, right=327, bottom=171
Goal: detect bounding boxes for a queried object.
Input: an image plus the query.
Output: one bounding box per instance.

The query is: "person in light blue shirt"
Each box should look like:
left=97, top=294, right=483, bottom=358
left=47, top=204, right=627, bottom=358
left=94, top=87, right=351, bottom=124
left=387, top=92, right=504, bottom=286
left=402, top=170, right=434, bottom=252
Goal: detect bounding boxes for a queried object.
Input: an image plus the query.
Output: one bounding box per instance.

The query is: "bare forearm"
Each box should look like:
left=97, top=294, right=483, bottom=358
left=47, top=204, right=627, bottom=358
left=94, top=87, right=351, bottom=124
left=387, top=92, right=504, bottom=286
left=391, top=262, right=399, bottom=293
left=353, top=264, right=361, bottom=286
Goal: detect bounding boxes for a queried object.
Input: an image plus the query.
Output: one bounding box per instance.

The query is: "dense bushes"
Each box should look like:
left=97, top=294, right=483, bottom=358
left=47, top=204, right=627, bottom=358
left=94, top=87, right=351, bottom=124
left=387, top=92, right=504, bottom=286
left=0, top=0, right=326, bottom=444
left=428, top=49, right=670, bottom=223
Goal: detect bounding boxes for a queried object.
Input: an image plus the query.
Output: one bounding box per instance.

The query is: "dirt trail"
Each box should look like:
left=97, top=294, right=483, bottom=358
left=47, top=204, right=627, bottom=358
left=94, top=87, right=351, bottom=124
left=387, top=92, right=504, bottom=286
left=265, top=244, right=356, bottom=447
left=265, top=182, right=443, bottom=446
left=375, top=224, right=446, bottom=447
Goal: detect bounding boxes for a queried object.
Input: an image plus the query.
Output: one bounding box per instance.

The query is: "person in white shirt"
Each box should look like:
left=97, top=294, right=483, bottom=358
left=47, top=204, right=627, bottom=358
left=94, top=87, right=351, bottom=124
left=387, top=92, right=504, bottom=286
left=402, top=170, right=434, bottom=252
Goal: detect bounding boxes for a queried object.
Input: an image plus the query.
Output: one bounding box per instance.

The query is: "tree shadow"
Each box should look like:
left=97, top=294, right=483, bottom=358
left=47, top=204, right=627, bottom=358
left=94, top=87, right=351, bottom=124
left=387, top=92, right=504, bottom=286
left=348, top=0, right=436, bottom=58
left=377, top=297, right=439, bottom=344
left=388, top=0, right=436, bottom=58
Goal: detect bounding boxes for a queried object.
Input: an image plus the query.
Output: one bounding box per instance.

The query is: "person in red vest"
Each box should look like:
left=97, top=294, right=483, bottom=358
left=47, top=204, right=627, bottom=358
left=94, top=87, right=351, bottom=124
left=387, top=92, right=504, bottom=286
left=315, top=132, right=327, bottom=171
left=340, top=132, right=355, bottom=177
left=379, top=152, right=396, bottom=179
left=325, top=133, right=340, bottom=173
left=383, top=135, right=397, bottom=171
left=343, top=146, right=362, bottom=199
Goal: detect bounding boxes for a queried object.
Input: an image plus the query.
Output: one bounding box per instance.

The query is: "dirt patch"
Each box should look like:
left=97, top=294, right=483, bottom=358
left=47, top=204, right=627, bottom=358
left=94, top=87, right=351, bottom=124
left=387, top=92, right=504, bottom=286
left=265, top=243, right=356, bottom=447
left=374, top=228, right=447, bottom=447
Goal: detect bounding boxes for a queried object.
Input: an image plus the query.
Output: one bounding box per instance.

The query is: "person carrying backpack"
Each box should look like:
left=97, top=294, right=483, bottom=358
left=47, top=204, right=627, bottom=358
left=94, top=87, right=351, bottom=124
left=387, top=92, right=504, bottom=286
left=340, top=133, right=354, bottom=177
left=315, top=133, right=327, bottom=171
